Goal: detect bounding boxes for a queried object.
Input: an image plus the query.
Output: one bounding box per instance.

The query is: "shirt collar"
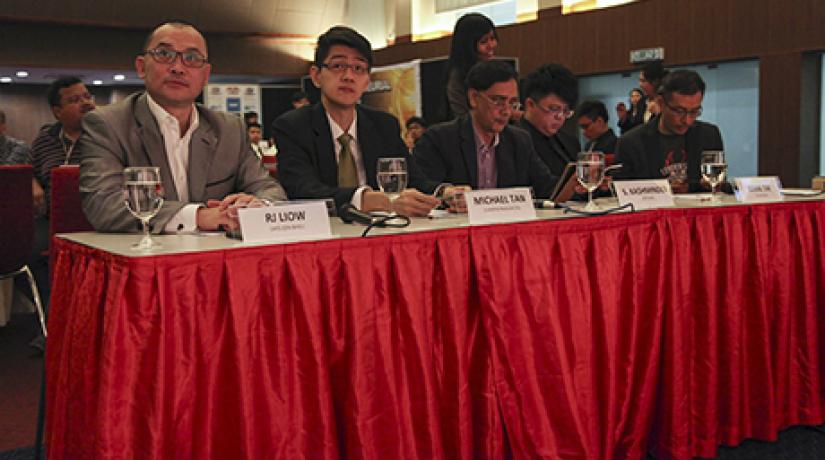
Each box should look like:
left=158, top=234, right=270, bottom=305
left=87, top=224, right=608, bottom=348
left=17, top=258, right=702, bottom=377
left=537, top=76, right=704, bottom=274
left=146, top=93, right=199, bottom=136
left=326, top=110, right=358, bottom=143
left=471, top=123, right=499, bottom=150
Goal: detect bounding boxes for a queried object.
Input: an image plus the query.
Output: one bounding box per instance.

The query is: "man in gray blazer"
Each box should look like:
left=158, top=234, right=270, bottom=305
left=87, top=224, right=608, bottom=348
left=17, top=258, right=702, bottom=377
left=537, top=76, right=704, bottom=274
left=78, top=21, right=285, bottom=233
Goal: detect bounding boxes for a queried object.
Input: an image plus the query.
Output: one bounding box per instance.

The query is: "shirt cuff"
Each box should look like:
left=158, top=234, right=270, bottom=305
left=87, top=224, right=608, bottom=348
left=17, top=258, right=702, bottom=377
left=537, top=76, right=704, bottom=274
left=351, top=186, right=371, bottom=210
left=164, top=204, right=202, bottom=233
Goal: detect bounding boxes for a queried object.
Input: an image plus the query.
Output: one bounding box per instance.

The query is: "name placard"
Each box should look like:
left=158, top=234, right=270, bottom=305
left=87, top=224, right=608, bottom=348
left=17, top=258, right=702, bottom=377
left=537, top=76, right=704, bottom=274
left=465, top=187, right=536, bottom=224
left=238, top=201, right=331, bottom=243
left=614, top=180, right=675, bottom=210
left=734, top=176, right=782, bottom=203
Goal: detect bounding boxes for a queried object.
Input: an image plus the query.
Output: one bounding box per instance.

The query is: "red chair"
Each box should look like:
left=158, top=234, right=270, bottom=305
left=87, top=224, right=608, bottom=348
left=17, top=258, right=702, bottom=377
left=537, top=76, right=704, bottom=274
left=49, top=166, right=94, bottom=276
left=0, top=165, right=47, bottom=337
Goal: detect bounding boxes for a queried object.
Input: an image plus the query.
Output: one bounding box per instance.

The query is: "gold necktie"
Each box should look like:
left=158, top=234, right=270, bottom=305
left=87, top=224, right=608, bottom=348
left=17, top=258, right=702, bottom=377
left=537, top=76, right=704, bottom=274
left=337, top=133, right=358, bottom=187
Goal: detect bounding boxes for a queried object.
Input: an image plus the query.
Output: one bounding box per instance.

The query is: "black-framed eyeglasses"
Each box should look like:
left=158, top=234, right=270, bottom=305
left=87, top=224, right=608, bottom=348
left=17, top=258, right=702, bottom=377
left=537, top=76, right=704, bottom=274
left=142, top=48, right=209, bottom=68
left=63, top=93, right=94, bottom=105
left=534, top=102, right=574, bottom=119
left=320, top=61, right=370, bottom=76
left=663, top=99, right=702, bottom=119
left=479, top=92, right=521, bottom=111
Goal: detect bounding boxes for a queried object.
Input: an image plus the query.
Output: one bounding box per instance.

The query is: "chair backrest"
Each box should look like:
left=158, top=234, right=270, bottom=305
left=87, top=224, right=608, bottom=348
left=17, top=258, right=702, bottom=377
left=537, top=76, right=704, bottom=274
left=49, top=165, right=93, bottom=236
left=0, top=165, right=34, bottom=275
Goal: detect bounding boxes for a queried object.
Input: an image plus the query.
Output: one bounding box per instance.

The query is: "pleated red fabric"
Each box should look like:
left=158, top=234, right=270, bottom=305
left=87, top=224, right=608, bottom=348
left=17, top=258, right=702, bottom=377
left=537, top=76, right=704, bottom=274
left=45, top=201, right=825, bottom=460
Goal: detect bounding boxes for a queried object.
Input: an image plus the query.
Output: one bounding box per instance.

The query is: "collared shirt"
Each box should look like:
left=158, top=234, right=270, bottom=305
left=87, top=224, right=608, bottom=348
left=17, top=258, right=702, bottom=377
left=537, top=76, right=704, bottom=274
left=326, top=111, right=370, bottom=208
left=145, top=94, right=201, bottom=233
left=473, top=127, right=499, bottom=190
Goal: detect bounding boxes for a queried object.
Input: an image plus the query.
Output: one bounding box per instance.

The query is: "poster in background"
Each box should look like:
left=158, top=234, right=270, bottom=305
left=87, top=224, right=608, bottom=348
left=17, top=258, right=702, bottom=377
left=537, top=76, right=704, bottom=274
left=361, top=60, right=422, bottom=138
left=204, top=84, right=262, bottom=120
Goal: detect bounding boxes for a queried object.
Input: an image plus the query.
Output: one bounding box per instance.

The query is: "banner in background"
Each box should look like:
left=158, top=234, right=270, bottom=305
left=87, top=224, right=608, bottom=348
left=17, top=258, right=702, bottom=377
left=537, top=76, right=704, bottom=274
left=362, top=60, right=422, bottom=135
left=204, top=84, right=262, bottom=118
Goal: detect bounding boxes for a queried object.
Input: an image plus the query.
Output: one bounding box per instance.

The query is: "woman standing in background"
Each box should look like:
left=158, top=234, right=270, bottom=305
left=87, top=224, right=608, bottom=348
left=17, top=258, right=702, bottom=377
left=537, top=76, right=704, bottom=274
left=443, top=13, right=498, bottom=120
left=616, top=88, right=646, bottom=134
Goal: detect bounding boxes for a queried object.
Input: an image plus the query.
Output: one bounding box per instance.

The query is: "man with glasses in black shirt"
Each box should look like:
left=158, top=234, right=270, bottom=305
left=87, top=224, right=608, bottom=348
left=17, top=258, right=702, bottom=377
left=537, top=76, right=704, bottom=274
left=517, top=64, right=581, bottom=176
left=78, top=21, right=286, bottom=233
left=414, top=60, right=558, bottom=198
left=615, top=69, right=723, bottom=193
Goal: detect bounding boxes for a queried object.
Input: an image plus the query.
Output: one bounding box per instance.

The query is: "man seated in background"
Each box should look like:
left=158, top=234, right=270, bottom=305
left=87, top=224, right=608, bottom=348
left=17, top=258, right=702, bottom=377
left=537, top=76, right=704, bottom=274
left=404, top=116, right=427, bottom=151
left=517, top=64, right=580, bottom=176
left=0, top=109, right=41, bottom=209
left=576, top=100, right=617, bottom=154
left=615, top=69, right=723, bottom=193
left=247, top=122, right=266, bottom=158
left=291, top=91, right=310, bottom=109
left=273, top=26, right=440, bottom=216
left=78, top=21, right=286, bottom=233
left=31, top=76, right=97, bottom=211
left=413, top=60, right=558, bottom=198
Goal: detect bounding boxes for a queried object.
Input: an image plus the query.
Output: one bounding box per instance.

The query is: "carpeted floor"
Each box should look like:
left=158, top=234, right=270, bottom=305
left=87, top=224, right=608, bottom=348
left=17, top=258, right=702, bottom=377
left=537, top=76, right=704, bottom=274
left=1, top=312, right=823, bottom=460
left=0, top=313, right=42, bottom=453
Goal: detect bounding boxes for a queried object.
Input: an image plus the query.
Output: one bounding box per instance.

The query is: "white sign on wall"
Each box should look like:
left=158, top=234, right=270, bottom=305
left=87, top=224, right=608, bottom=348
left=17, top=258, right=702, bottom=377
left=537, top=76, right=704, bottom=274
left=204, top=84, right=262, bottom=119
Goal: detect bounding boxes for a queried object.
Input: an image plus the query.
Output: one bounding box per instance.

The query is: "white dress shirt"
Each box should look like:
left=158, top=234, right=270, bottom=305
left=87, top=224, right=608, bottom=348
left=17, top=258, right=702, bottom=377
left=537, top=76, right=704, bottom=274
left=145, top=94, right=202, bottom=233
left=327, top=111, right=370, bottom=208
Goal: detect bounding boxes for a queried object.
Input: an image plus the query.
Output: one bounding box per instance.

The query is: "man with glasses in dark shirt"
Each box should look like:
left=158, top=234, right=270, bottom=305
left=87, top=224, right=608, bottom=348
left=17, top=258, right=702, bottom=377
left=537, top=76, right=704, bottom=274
left=78, top=21, right=285, bottom=233
left=273, top=26, right=440, bottom=216
left=615, top=69, right=723, bottom=193
left=517, top=64, right=581, bottom=176
left=414, top=60, right=558, bottom=198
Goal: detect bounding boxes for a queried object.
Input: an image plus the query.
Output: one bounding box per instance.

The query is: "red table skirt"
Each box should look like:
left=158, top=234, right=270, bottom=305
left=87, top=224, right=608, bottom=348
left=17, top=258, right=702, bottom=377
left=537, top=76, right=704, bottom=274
left=46, top=201, right=825, bottom=459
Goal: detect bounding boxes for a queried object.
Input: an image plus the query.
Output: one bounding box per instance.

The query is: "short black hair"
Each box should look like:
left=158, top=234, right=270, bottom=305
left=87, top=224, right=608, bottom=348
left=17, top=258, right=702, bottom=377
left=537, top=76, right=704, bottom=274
left=576, top=100, right=609, bottom=123
left=243, top=111, right=258, bottom=122
left=291, top=91, right=309, bottom=103
left=47, top=76, right=84, bottom=107
left=522, top=63, right=578, bottom=107
left=659, top=69, right=706, bottom=101
left=641, top=61, right=668, bottom=85
left=142, top=20, right=206, bottom=55
left=405, top=116, right=428, bottom=129
left=314, top=26, right=373, bottom=69
left=246, top=122, right=262, bottom=130
left=465, top=60, right=517, bottom=92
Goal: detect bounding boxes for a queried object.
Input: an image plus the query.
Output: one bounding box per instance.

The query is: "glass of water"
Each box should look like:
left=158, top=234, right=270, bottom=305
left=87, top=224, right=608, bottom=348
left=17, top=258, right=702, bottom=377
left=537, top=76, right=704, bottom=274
left=376, top=157, right=408, bottom=212
left=700, top=150, right=727, bottom=203
left=576, top=151, right=606, bottom=211
left=123, top=166, right=164, bottom=250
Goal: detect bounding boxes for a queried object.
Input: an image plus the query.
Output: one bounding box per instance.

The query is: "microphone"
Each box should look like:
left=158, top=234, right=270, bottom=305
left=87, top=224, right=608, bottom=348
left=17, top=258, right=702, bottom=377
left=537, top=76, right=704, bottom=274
left=338, top=203, right=378, bottom=225
left=533, top=199, right=561, bottom=209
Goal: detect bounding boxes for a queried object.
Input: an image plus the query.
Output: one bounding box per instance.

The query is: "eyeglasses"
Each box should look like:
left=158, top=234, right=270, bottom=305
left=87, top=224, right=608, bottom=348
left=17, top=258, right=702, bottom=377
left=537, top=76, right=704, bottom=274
left=320, top=61, right=370, bottom=76
left=534, top=102, right=574, bottom=119
left=143, top=47, right=209, bottom=68
left=663, top=99, right=702, bottom=119
left=479, top=92, right=521, bottom=111
left=63, top=93, right=94, bottom=105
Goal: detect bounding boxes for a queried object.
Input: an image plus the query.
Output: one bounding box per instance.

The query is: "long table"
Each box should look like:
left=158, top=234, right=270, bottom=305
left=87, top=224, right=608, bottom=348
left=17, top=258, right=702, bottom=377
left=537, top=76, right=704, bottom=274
left=45, top=197, right=825, bottom=459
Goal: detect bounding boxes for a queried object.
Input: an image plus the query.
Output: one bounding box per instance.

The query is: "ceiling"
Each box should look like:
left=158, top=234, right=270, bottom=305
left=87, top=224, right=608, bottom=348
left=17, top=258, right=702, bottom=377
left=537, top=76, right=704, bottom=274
left=0, top=0, right=344, bottom=37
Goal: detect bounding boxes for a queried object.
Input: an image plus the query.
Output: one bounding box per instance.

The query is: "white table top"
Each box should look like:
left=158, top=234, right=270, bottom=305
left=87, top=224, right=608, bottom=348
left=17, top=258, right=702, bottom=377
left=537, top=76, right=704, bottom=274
left=57, top=193, right=825, bottom=258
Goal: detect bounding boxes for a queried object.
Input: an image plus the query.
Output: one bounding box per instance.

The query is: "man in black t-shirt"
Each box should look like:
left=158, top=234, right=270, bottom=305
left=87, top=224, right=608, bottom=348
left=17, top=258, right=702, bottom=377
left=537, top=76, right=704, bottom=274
left=576, top=100, right=618, bottom=155
left=615, top=70, right=723, bottom=193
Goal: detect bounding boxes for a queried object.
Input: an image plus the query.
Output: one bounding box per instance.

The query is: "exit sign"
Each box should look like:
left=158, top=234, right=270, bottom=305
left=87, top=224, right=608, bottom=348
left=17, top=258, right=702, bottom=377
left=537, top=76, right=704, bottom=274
left=630, top=47, right=665, bottom=63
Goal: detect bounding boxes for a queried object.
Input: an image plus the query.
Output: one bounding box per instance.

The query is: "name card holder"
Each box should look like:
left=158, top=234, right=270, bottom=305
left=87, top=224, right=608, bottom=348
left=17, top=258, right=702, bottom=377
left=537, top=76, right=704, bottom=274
left=614, top=179, right=675, bottom=210
left=734, top=176, right=782, bottom=203
left=238, top=201, right=331, bottom=243
left=465, top=187, right=536, bottom=224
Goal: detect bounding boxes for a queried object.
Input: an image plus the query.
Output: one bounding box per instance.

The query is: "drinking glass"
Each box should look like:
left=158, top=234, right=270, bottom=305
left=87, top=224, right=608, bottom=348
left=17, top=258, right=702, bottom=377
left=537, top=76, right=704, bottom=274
left=576, top=151, right=606, bottom=211
left=376, top=158, right=408, bottom=211
left=123, top=166, right=164, bottom=250
left=700, top=150, right=727, bottom=203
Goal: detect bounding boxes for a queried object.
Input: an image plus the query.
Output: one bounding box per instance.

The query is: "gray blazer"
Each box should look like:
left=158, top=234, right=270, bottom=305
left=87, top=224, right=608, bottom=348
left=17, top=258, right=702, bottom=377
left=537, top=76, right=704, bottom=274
left=78, top=92, right=286, bottom=233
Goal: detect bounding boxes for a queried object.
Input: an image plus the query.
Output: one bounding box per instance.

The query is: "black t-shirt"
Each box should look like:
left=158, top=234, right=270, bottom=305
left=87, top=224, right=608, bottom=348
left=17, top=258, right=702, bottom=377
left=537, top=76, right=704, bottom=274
left=659, top=134, right=687, bottom=187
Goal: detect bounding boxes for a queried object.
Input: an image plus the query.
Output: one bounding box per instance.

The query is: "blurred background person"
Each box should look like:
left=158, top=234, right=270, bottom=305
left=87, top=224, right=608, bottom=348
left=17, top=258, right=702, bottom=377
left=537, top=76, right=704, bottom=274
left=576, top=100, right=617, bottom=154
left=243, top=111, right=259, bottom=126
left=404, top=116, right=428, bottom=151
left=291, top=91, right=310, bottom=109
left=443, top=13, right=498, bottom=120
left=616, top=87, right=646, bottom=134
left=247, top=122, right=266, bottom=158
left=638, top=61, right=669, bottom=121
